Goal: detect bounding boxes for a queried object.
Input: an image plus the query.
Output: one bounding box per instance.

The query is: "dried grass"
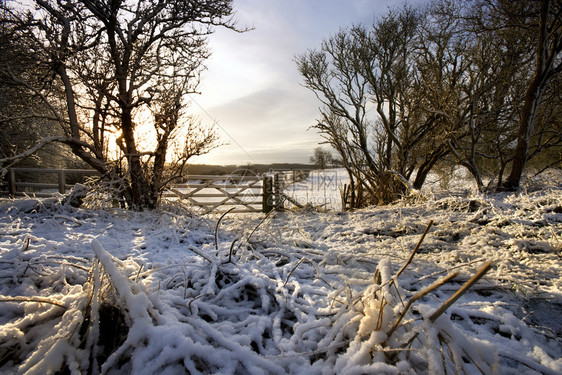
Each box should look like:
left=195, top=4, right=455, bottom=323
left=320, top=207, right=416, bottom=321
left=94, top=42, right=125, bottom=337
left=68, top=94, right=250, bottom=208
left=0, top=203, right=530, bottom=374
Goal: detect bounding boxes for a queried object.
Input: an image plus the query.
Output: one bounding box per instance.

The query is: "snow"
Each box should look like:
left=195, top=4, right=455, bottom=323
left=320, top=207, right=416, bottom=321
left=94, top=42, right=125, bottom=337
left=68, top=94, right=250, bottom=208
left=0, top=170, right=561, bottom=374
left=281, top=169, right=346, bottom=211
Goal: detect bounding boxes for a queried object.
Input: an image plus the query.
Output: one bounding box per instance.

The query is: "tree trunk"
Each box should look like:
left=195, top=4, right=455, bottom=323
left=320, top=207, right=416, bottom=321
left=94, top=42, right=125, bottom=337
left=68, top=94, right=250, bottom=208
left=504, top=0, right=558, bottom=190
left=150, top=134, right=170, bottom=208
left=503, top=84, right=542, bottom=189
left=412, top=146, right=449, bottom=190
left=56, top=64, right=108, bottom=174
left=120, top=107, right=153, bottom=210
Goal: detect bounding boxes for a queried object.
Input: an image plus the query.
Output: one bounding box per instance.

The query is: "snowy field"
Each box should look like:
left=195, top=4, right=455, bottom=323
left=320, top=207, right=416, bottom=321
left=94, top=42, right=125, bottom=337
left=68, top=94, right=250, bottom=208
left=0, top=170, right=561, bottom=374
left=282, top=169, right=347, bottom=211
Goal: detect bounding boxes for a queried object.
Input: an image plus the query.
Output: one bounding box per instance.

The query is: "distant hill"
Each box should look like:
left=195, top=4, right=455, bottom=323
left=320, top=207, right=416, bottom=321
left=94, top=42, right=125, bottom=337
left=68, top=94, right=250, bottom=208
left=185, top=163, right=315, bottom=175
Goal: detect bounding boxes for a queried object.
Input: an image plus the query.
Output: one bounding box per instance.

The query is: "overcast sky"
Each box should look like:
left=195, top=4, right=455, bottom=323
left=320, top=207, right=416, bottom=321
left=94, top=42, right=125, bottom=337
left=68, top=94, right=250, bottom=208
left=191, top=0, right=426, bottom=166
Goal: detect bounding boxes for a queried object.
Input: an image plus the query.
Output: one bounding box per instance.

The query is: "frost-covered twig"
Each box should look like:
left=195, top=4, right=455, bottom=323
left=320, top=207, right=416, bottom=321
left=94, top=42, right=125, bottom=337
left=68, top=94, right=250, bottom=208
left=387, top=272, right=458, bottom=339
left=187, top=244, right=215, bottom=263
left=246, top=208, right=276, bottom=244
left=498, top=349, right=561, bottom=375
left=0, top=296, right=67, bottom=309
left=396, top=220, right=433, bottom=278
left=418, top=258, right=486, bottom=282
left=227, top=237, right=239, bottom=263
left=283, top=257, right=307, bottom=287
left=429, top=261, right=492, bottom=323
left=215, top=207, right=235, bottom=250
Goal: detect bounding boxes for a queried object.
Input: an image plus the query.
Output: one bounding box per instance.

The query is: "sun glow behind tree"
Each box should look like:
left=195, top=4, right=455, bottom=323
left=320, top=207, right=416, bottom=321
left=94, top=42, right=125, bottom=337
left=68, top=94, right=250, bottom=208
left=1, top=0, right=239, bottom=209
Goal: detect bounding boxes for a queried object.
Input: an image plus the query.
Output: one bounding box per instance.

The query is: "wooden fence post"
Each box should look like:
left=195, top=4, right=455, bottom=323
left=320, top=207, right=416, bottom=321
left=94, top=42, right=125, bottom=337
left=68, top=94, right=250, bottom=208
left=8, top=169, right=16, bottom=196
left=274, top=173, right=284, bottom=212
left=262, top=175, right=274, bottom=213
left=58, top=170, right=65, bottom=194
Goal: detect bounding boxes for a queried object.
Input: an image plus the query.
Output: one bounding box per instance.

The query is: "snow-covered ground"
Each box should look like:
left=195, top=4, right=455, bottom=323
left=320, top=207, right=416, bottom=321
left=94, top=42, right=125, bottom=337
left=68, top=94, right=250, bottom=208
left=281, top=169, right=347, bottom=211
left=0, top=171, right=561, bottom=374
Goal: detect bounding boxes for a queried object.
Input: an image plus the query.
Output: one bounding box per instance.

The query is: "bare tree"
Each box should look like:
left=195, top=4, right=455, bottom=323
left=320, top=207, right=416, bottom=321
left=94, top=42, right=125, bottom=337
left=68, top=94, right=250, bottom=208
left=527, top=72, right=562, bottom=173
left=466, top=0, right=562, bottom=190
left=300, top=0, right=561, bottom=204
left=310, top=147, right=334, bottom=169
left=297, top=29, right=381, bottom=206
left=1, top=0, right=238, bottom=209
left=413, top=1, right=489, bottom=189
left=504, top=0, right=562, bottom=188
left=432, top=0, right=562, bottom=190
left=297, top=5, right=444, bottom=206
left=144, top=68, right=220, bottom=205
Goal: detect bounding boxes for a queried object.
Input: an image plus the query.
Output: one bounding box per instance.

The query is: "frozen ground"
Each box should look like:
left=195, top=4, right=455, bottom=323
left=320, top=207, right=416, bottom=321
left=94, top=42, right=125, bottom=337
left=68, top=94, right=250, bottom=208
left=282, top=169, right=347, bottom=211
left=0, top=171, right=561, bottom=374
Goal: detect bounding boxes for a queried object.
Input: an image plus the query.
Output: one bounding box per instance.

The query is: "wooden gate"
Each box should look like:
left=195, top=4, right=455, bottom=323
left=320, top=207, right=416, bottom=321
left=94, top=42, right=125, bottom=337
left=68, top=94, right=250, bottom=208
left=162, top=174, right=280, bottom=214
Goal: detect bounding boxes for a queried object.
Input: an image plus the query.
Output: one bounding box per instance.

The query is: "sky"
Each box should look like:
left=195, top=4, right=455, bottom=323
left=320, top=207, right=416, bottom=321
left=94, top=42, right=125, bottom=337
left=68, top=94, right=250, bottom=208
left=190, top=0, right=426, bottom=166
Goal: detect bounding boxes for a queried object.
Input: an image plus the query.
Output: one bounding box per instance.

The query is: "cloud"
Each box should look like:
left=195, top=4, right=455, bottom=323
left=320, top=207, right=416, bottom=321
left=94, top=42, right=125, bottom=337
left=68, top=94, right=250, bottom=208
left=191, top=86, right=322, bottom=164
left=191, top=0, right=429, bottom=165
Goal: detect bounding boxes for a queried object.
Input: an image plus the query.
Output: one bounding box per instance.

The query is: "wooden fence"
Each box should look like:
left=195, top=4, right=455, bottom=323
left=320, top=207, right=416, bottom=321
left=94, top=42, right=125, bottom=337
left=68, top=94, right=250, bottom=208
left=2, top=168, right=100, bottom=197
left=1, top=168, right=283, bottom=213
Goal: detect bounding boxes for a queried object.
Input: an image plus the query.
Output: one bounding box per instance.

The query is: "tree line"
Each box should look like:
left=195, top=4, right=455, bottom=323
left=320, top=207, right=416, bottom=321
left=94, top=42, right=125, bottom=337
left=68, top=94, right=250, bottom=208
left=0, top=0, right=238, bottom=210
left=297, top=0, right=561, bottom=208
